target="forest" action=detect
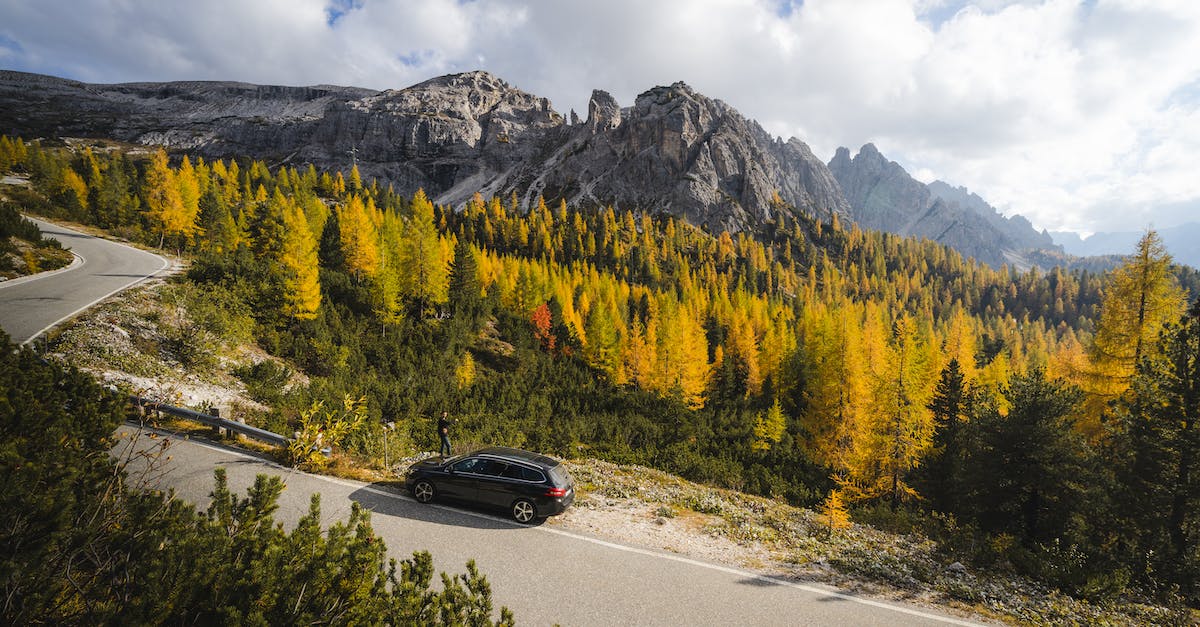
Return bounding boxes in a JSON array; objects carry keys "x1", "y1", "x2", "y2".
[{"x1": 3, "y1": 134, "x2": 1200, "y2": 607}]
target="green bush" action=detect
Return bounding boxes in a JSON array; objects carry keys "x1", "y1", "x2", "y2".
[{"x1": 234, "y1": 359, "x2": 293, "y2": 405}]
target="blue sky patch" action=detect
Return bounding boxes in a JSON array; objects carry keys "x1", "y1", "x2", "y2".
[
  {"x1": 0, "y1": 33, "x2": 25, "y2": 54},
  {"x1": 774, "y1": 0, "x2": 801, "y2": 18},
  {"x1": 398, "y1": 49, "x2": 434, "y2": 68},
  {"x1": 326, "y1": 0, "x2": 364, "y2": 27}
]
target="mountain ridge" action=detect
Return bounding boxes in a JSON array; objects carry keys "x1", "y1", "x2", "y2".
[
  {"x1": 0, "y1": 68, "x2": 848, "y2": 233},
  {"x1": 828, "y1": 143, "x2": 1060, "y2": 268}
]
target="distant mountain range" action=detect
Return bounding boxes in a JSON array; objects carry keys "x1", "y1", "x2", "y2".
[
  {"x1": 1052, "y1": 224, "x2": 1200, "y2": 270},
  {"x1": 827, "y1": 144, "x2": 1058, "y2": 269},
  {"x1": 0, "y1": 68, "x2": 1076, "y2": 269}
]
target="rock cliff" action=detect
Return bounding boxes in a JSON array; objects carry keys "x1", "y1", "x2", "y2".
[{"x1": 0, "y1": 69, "x2": 847, "y2": 232}]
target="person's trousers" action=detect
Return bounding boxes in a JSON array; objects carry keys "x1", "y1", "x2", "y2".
[{"x1": 440, "y1": 434, "x2": 451, "y2": 456}]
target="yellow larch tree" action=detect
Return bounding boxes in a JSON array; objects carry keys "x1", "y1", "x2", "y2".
[
  {"x1": 143, "y1": 149, "x2": 189, "y2": 249},
  {"x1": 277, "y1": 194, "x2": 321, "y2": 320},
  {"x1": 401, "y1": 189, "x2": 448, "y2": 314},
  {"x1": 338, "y1": 194, "x2": 380, "y2": 281},
  {"x1": 1084, "y1": 229, "x2": 1185, "y2": 430}
]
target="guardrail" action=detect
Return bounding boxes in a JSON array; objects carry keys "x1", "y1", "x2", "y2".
[{"x1": 130, "y1": 395, "x2": 290, "y2": 448}]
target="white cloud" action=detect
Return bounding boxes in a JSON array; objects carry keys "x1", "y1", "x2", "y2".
[{"x1": 2, "y1": 0, "x2": 1198, "y2": 234}]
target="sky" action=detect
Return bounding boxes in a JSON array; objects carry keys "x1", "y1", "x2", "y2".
[{"x1": 2, "y1": 0, "x2": 1198, "y2": 236}]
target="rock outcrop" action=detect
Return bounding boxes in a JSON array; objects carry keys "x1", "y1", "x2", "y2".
[
  {"x1": 500, "y1": 82, "x2": 849, "y2": 232},
  {"x1": 829, "y1": 144, "x2": 1060, "y2": 268},
  {"x1": 0, "y1": 69, "x2": 848, "y2": 233}
]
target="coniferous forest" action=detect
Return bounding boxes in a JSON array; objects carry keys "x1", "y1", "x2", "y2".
[{"x1": 5, "y1": 135, "x2": 1200, "y2": 608}]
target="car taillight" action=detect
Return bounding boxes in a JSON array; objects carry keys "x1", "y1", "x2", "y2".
[{"x1": 545, "y1": 487, "x2": 568, "y2": 497}]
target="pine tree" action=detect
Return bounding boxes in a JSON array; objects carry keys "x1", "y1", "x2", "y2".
[
  {"x1": 448, "y1": 237, "x2": 482, "y2": 321},
  {"x1": 961, "y1": 368, "x2": 1090, "y2": 546},
  {"x1": 176, "y1": 156, "x2": 202, "y2": 249},
  {"x1": 373, "y1": 209, "x2": 405, "y2": 328},
  {"x1": 1111, "y1": 298, "x2": 1200, "y2": 585},
  {"x1": 915, "y1": 359, "x2": 968, "y2": 514},
  {"x1": 819, "y1": 489, "x2": 852, "y2": 534}
]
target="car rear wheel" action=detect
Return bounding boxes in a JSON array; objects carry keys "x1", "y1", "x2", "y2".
[
  {"x1": 413, "y1": 480, "x2": 436, "y2": 504},
  {"x1": 512, "y1": 498, "x2": 538, "y2": 523}
]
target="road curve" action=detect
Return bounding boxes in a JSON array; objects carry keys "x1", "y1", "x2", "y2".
[
  {"x1": 117, "y1": 428, "x2": 987, "y2": 627},
  {"x1": 0, "y1": 217, "x2": 169, "y2": 345}
]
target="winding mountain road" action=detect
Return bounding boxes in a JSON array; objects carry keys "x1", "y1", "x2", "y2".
[
  {"x1": 0, "y1": 217, "x2": 169, "y2": 345},
  {"x1": 117, "y1": 429, "x2": 985, "y2": 627},
  {"x1": 13, "y1": 218, "x2": 986, "y2": 626}
]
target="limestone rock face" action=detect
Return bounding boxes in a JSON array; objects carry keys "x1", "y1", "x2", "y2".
[
  {"x1": 508, "y1": 82, "x2": 849, "y2": 232},
  {"x1": 830, "y1": 144, "x2": 1060, "y2": 268},
  {"x1": 0, "y1": 69, "x2": 850, "y2": 232}
]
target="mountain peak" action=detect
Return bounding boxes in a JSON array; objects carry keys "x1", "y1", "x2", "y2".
[
  {"x1": 587, "y1": 89, "x2": 621, "y2": 131},
  {"x1": 409, "y1": 70, "x2": 514, "y2": 93},
  {"x1": 830, "y1": 142, "x2": 1057, "y2": 267},
  {"x1": 858, "y1": 142, "x2": 881, "y2": 157}
]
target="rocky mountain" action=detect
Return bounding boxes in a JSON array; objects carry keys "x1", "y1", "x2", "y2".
[
  {"x1": 0, "y1": 69, "x2": 847, "y2": 232},
  {"x1": 926, "y1": 181, "x2": 1056, "y2": 251},
  {"x1": 828, "y1": 143, "x2": 1059, "y2": 268}
]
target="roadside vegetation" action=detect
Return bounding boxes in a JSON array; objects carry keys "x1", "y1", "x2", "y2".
[
  {"x1": 0, "y1": 198, "x2": 72, "y2": 279},
  {"x1": 0, "y1": 334, "x2": 513, "y2": 625},
  {"x1": 5, "y1": 134, "x2": 1200, "y2": 623}
]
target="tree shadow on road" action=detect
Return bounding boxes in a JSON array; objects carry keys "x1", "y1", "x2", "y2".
[{"x1": 350, "y1": 481, "x2": 545, "y2": 531}]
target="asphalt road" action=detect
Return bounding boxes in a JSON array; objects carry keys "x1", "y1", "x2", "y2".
[
  {"x1": 0, "y1": 217, "x2": 168, "y2": 345},
  {"x1": 116, "y1": 428, "x2": 986, "y2": 627}
]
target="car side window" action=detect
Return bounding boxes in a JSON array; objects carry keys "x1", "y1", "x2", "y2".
[
  {"x1": 476, "y1": 459, "x2": 508, "y2": 477},
  {"x1": 450, "y1": 458, "x2": 483, "y2": 474}
]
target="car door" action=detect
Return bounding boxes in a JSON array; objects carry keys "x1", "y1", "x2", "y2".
[
  {"x1": 473, "y1": 459, "x2": 516, "y2": 506},
  {"x1": 440, "y1": 456, "x2": 484, "y2": 501}
]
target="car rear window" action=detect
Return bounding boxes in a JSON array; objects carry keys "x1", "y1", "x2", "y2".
[
  {"x1": 501, "y1": 464, "x2": 543, "y2": 482},
  {"x1": 548, "y1": 464, "x2": 572, "y2": 487}
]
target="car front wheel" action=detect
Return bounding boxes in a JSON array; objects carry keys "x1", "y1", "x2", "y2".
[
  {"x1": 512, "y1": 498, "x2": 538, "y2": 524},
  {"x1": 413, "y1": 480, "x2": 436, "y2": 504}
]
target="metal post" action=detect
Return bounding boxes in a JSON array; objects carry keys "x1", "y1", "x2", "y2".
[
  {"x1": 383, "y1": 421, "x2": 395, "y2": 474},
  {"x1": 210, "y1": 406, "x2": 223, "y2": 439}
]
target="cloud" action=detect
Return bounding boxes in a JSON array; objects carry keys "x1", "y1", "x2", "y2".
[{"x1": 1, "y1": 0, "x2": 1198, "y2": 234}]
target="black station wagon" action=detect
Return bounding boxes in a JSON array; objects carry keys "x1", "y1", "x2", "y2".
[{"x1": 405, "y1": 446, "x2": 575, "y2": 523}]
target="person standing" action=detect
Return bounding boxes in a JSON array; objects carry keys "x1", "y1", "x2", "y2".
[{"x1": 437, "y1": 410, "x2": 455, "y2": 457}]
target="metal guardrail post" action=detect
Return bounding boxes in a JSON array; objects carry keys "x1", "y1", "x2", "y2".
[
  {"x1": 128, "y1": 395, "x2": 289, "y2": 448},
  {"x1": 210, "y1": 406, "x2": 223, "y2": 439}
]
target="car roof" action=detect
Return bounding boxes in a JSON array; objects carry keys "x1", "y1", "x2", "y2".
[{"x1": 471, "y1": 446, "x2": 560, "y2": 468}]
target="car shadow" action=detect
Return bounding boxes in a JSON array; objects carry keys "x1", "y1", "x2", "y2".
[{"x1": 350, "y1": 481, "x2": 545, "y2": 530}]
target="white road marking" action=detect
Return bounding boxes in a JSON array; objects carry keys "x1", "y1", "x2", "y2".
[
  {"x1": 19, "y1": 219, "x2": 170, "y2": 346},
  {"x1": 151, "y1": 430, "x2": 985, "y2": 627}
]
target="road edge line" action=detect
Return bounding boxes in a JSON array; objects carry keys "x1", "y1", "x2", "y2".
[{"x1": 19, "y1": 225, "x2": 170, "y2": 346}]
